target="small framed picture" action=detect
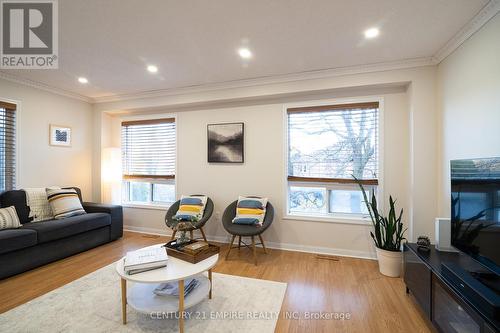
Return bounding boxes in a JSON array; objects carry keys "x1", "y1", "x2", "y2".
[
  {"x1": 207, "y1": 122, "x2": 244, "y2": 163},
  {"x1": 49, "y1": 125, "x2": 71, "y2": 147}
]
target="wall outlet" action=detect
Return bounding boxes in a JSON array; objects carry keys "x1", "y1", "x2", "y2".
[{"x1": 214, "y1": 211, "x2": 220, "y2": 221}]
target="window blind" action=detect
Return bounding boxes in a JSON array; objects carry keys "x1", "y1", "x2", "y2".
[
  {"x1": 287, "y1": 102, "x2": 379, "y2": 185},
  {"x1": 0, "y1": 101, "x2": 16, "y2": 191},
  {"x1": 121, "y1": 118, "x2": 175, "y2": 180}
]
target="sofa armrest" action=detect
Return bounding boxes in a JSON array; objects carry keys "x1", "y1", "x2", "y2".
[{"x1": 83, "y1": 202, "x2": 123, "y2": 240}]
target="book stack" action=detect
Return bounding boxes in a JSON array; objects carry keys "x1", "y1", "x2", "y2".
[
  {"x1": 124, "y1": 247, "x2": 168, "y2": 275},
  {"x1": 153, "y1": 279, "x2": 200, "y2": 297},
  {"x1": 182, "y1": 241, "x2": 209, "y2": 254}
]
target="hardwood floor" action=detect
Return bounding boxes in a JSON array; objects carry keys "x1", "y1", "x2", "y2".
[{"x1": 0, "y1": 231, "x2": 433, "y2": 332}]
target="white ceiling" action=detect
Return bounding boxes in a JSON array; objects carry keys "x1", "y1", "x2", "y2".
[{"x1": 0, "y1": 0, "x2": 492, "y2": 100}]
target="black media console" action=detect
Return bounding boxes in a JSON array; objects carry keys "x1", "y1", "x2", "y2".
[{"x1": 403, "y1": 243, "x2": 500, "y2": 332}]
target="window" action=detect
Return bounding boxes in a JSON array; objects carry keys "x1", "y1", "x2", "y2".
[
  {"x1": 287, "y1": 102, "x2": 379, "y2": 220},
  {"x1": 121, "y1": 118, "x2": 176, "y2": 206},
  {"x1": 0, "y1": 101, "x2": 16, "y2": 192}
]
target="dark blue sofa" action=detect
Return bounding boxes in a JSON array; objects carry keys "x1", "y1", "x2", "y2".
[{"x1": 0, "y1": 187, "x2": 123, "y2": 279}]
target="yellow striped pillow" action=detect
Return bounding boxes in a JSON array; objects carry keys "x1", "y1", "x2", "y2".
[
  {"x1": 232, "y1": 196, "x2": 268, "y2": 226},
  {"x1": 174, "y1": 195, "x2": 208, "y2": 221}
]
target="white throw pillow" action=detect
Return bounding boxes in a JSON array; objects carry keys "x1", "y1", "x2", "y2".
[
  {"x1": 23, "y1": 187, "x2": 59, "y2": 221},
  {"x1": 0, "y1": 206, "x2": 21, "y2": 230}
]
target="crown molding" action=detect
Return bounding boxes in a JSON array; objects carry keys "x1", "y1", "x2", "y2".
[
  {"x1": 433, "y1": 0, "x2": 500, "y2": 63},
  {"x1": 0, "y1": 71, "x2": 92, "y2": 103},
  {"x1": 94, "y1": 57, "x2": 434, "y2": 104},
  {"x1": 0, "y1": 57, "x2": 433, "y2": 106}
]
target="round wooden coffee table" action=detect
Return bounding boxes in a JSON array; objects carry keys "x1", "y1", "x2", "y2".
[{"x1": 115, "y1": 244, "x2": 219, "y2": 333}]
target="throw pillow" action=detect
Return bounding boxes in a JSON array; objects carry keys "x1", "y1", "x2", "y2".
[
  {"x1": 232, "y1": 196, "x2": 268, "y2": 226},
  {"x1": 23, "y1": 187, "x2": 58, "y2": 221},
  {"x1": 46, "y1": 188, "x2": 86, "y2": 219},
  {"x1": 0, "y1": 206, "x2": 21, "y2": 230},
  {"x1": 174, "y1": 195, "x2": 208, "y2": 221},
  {"x1": 0, "y1": 190, "x2": 32, "y2": 224}
]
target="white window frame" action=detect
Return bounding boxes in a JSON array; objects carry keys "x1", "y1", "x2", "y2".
[
  {"x1": 120, "y1": 113, "x2": 177, "y2": 209},
  {"x1": 282, "y1": 96, "x2": 384, "y2": 225},
  {"x1": 122, "y1": 178, "x2": 176, "y2": 208}
]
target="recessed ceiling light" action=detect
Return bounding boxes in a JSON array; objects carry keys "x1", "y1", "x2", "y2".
[
  {"x1": 238, "y1": 48, "x2": 252, "y2": 59},
  {"x1": 147, "y1": 65, "x2": 158, "y2": 73},
  {"x1": 364, "y1": 27, "x2": 379, "y2": 39},
  {"x1": 78, "y1": 77, "x2": 88, "y2": 84}
]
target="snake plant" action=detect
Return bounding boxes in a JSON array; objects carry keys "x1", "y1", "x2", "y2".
[{"x1": 354, "y1": 176, "x2": 407, "y2": 252}]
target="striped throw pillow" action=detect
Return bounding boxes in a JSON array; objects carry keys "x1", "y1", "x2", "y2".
[
  {"x1": 174, "y1": 195, "x2": 208, "y2": 221},
  {"x1": 46, "y1": 188, "x2": 86, "y2": 219},
  {"x1": 232, "y1": 196, "x2": 268, "y2": 226},
  {"x1": 0, "y1": 206, "x2": 21, "y2": 230}
]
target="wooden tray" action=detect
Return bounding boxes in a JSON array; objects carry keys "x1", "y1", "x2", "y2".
[{"x1": 165, "y1": 241, "x2": 220, "y2": 264}]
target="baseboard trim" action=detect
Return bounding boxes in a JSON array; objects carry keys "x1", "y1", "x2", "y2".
[
  {"x1": 124, "y1": 225, "x2": 173, "y2": 237},
  {"x1": 124, "y1": 225, "x2": 376, "y2": 260},
  {"x1": 262, "y1": 240, "x2": 376, "y2": 260}
]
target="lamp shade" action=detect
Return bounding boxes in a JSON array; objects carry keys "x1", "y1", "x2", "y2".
[
  {"x1": 102, "y1": 147, "x2": 121, "y2": 183},
  {"x1": 101, "y1": 147, "x2": 121, "y2": 204}
]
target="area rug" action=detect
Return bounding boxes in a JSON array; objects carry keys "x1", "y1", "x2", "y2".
[{"x1": 0, "y1": 264, "x2": 287, "y2": 333}]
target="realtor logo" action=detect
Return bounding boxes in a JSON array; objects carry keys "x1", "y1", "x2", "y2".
[{"x1": 1, "y1": 0, "x2": 58, "y2": 68}]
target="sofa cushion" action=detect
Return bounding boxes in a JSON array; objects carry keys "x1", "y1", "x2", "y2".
[
  {"x1": 24, "y1": 187, "x2": 59, "y2": 222},
  {"x1": 63, "y1": 187, "x2": 83, "y2": 203},
  {"x1": 174, "y1": 195, "x2": 208, "y2": 221},
  {"x1": 232, "y1": 196, "x2": 268, "y2": 226},
  {"x1": 46, "y1": 188, "x2": 86, "y2": 219},
  {"x1": 0, "y1": 190, "x2": 31, "y2": 224},
  {"x1": 22, "y1": 213, "x2": 111, "y2": 243},
  {"x1": 0, "y1": 229, "x2": 37, "y2": 254},
  {"x1": 0, "y1": 206, "x2": 22, "y2": 230}
]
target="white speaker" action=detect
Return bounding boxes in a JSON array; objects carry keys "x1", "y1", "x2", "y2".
[{"x1": 435, "y1": 218, "x2": 457, "y2": 252}]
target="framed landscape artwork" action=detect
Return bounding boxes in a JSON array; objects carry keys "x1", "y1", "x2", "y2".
[
  {"x1": 207, "y1": 122, "x2": 244, "y2": 163},
  {"x1": 49, "y1": 125, "x2": 72, "y2": 147}
]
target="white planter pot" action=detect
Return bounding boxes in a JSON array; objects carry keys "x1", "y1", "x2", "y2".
[{"x1": 375, "y1": 248, "x2": 403, "y2": 277}]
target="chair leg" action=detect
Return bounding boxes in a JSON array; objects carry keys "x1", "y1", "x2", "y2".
[
  {"x1": 171, "y1": 230, "x2": 177, "y2": 240},
  {"x1": 190, "y1": 230, "x2": 194, "y2": 240},
  {"x1": 238, "y1": 236, "x2": 241, "y2": 249},
  {"x1": 226, "y1": 235, "x2": 236, "y2": 260},
  {"x1": 251, "y1": 236, "x2": 257, "y2": 266},
  {"x1": 258, "y1": 234, "x2": 268, "y2": 254},
  {"x1": 199, "y1": 227, "x2": 208, "y2": 242}
]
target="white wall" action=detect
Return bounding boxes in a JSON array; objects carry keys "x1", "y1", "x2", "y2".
[
  {"x1": 113, "y1": 92, "x2": 409, "y2": 258},
  {"x1": 96, "y1": 65, "x2": 439, "y2": 258},
  {"x1": 437, "y1": 12, "x2": 500, "y2": 216},
  {"x1": 0, "y1": 79, "x2": 94, "y2": 200}
]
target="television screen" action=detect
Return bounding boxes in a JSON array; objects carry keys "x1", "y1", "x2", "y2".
[{"x1": 451, "y1": 157, "x2": 500, "y2": 274}]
